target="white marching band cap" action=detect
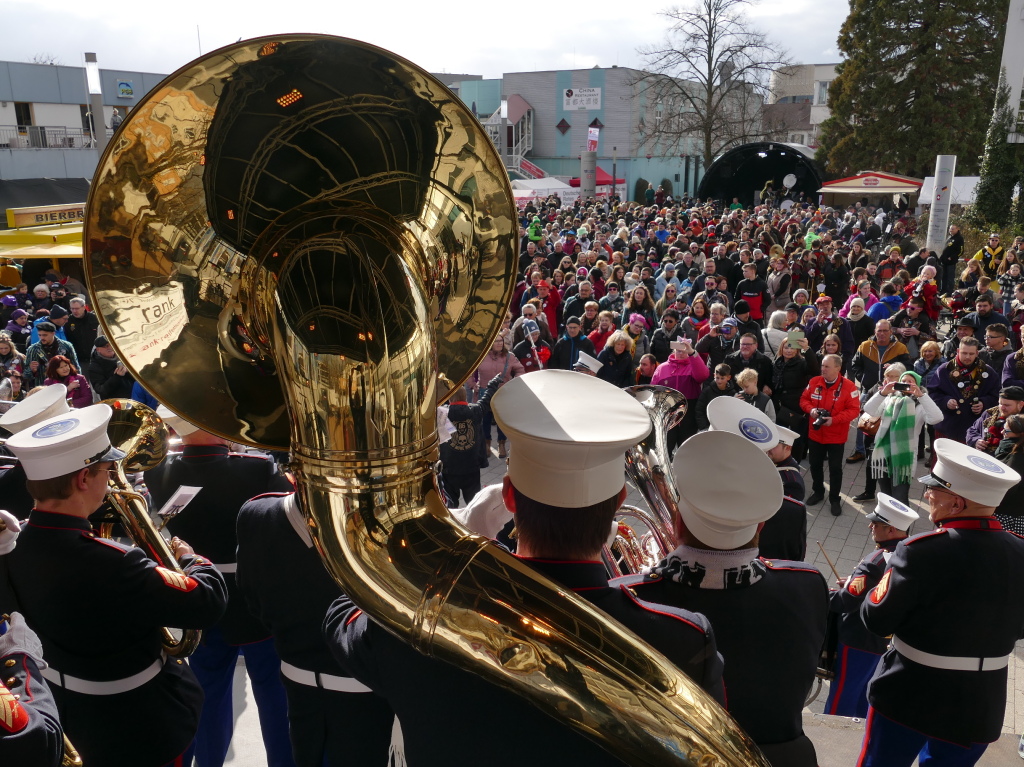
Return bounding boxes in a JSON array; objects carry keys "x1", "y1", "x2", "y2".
[
  {"x1": 491, "y1": 370, "x2": 651, "y2": 508},
  {"x1": 707, "y1": 397, "x2": 799, "y2": 449},
  {"x1": 918, "y1": 438, "x2": 1020, "y2": 508},
  {"x1": 156, "y1": 404, "x2": 200, "y2": 437},
  {"x1": 0, "y1": 384, "x2": 70, "y2": 434},
  {"x1": 6, "y1": 403, "x2": 126, "y2": 481},
  {"x1": 672, "y1": 431, "x2": 783, "y2": 550},
  {"x1": 574, "y1": 351, "x2": 603, "y2": 373},
  {"x1": 863, "y1": 493, "x2": 919, "y2": 531}
]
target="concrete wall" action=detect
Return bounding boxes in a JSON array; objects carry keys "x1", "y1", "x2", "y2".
[
  {"x1": 0, "y1": 60, "x2": 167, "y2": 111},
  {"x1": 0, "y1": 148, "x2": 99, "y2": 180}
]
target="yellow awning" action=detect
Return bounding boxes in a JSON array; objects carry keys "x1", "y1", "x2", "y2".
[{"x1": 0, "y1": 242, "x2": 83, "y2": 259}]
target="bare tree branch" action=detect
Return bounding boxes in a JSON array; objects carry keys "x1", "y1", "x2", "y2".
[{"x1": 633, "y1": 0, "x2": 791, "y2": 166}]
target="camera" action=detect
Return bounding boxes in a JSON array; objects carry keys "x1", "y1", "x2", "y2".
[
  {"x1": 893, "y1": 382, "x2": 911, "y2": 393},
  {"x1": 811, "y1": 408, "x2": 829, "y2": 430}
]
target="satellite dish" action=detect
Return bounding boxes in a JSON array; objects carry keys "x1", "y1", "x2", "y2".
[{"x1": 783, "y1": 173, "x2": 797, "y2": 190}]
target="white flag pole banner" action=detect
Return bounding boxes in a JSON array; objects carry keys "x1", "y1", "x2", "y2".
[
  {"x1": 587, "y1": 127, "x2": 600, "y2": 152},
  {"x1": 925, "y1": 155, "x2": 957, "y2": 254}
]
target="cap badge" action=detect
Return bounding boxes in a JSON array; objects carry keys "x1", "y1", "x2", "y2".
[
  {"x1": 967, "y1": 454, "x2": 1005, "y2": 474},
  {"x1": 31, "y1": 418, "x2": 79, "y2": 439},
  {"x1": 738, "y1": 417, "x2": 772, "y2": 444}
]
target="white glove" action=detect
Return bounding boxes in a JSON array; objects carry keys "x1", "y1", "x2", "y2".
[
  {"x1": 0, "y1": 612, "x2": 45, "y2": 662},
  {"x1": 0, "y1": 509, "x2": 21, "y2": 555},
  {"x1": 451, "y1": 484, "x2": 511, "y2": 538}
]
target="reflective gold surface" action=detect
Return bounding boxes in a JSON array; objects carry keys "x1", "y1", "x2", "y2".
[{"x1": 84, "y1": 35, "x2": 766, "y2": 765}]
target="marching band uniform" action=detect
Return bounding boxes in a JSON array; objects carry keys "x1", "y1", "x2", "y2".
[
  {"x1": 0, "y1": 385, "x2": 72, "y2": 519},
  {"x1": 615, "y1": 430, "x2": 827, "y2": 766},
  {"x1": 2, "y1": 403, "x2": 228, "y2": 767},
  {"x1": 858, "y1": 439, "x2": 1024, "y2": 766},
  {"x1": 824, "y1": 494, "x2": 918, "y2": 717},
  {"x1": 236, "y1": 492, "x2": 394, "y2": 767},
  {"x1": 705, "y1": 397, "x2": 808, "y2": 561},
  {"x1": 325, "y1": 371, "x2": 726, "y2": 767},
  {"x1": 145, "y1": 406, "x2": 295, "y2": 767}
]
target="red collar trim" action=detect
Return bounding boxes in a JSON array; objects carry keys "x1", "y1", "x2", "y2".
[
  {"x1": 449, "y1": 401, "x2": 468, "y2": 406},
  {"x1": 940, "y1": 517, "x2": 1003, "y2": 531}
]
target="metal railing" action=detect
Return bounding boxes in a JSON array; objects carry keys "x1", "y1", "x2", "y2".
[{"x1": 0, "y1": 125, "x2": 112, "y2": 149}]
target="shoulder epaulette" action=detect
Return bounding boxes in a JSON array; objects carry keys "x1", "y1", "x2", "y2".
[
  {"x1": 759, "y1": 557, "x2": 822, "y2": 574},
  {"x1": 904, "y1": 528, "x2": 948, "y2": 545}
]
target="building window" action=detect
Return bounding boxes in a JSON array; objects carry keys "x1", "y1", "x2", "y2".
[
  {"x1": 816, "y1": 81, "x2": 831, "y2": 105},
  {"x1": 80, "y1": 105, "x2": 92, "y2": 132},
  {"x1": 14, "y1": 103, "x2": 31, "y2": 128}
]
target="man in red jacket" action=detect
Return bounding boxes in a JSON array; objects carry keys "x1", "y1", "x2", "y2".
[{"x1": 801, "y1": 353, "x2": 861, "y2": 516}]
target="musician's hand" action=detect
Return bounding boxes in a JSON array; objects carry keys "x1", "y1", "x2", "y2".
[
  {"x1": 169, "y1": 537, "x2": 195, "y2": 559},
  {"x1": 0, "y1": 612, "x2": 44, "y2": 662},
  {"x1": 0, "y1": 509, "x2": 21, "y2": 555}
]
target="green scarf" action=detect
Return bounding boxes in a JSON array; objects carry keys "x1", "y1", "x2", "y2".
[{"x1": 871, "y1": 394, "x2": 917, "y2": 485}]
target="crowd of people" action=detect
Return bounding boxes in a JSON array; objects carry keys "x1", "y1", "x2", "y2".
[{"x1": 3, "y1": 191, "x2": 1024, "y2": 767}]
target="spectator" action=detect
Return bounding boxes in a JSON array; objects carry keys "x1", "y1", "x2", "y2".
[
  {"x1": 679, "y1": 299, "x2": 710, "y2": 343},
  {"x1": 861, "y1": 370, "x2": 942, "y2": 504},
  {"x1": 765, "y1": 256, "x2": 793, "y2": 313},
  {"x1": 848, "y1": 320, "x2": 912, "y2": 463},
  {"x1": 4, "y1": 309, "x2": 32, "y2": 353},
  {"x1": 634, "y1": 354, "x2": 658, "y2": 385},
  {"x1": 964, "y1": 385, "x2": 1024, "y2": 456},
  {"x1": 844, "y1": 298, "x2": 877, "y2": 348},
  {"x1": 734, "y1": 367, "x2": 776, "y2": 421},
  {"x1": 86, "y1": 335, "x2": 135, "y2": 400},
  {"x1": 511, "y1": 303, "x2": 553, "y2": 347},
  {"x1": 981, "y1": 323, "x2": 1013, "y2": 374},
  {"x1": 971, "y1": 231, "x2": 1004, "y2": 277},
  {"x1": 651, "y1": 309, "x2": 685, "y2": 362},
  {"x1": 596, "y1": 330, "x2": 635, "y2": 388},
  {"x1": 598, "y1": 282, "x2": 624, "y2": 324},
  {"x1": 762, "y1": 310, "x2": 789, "y2": 360},
  {"x1": 724, "y1": 333, "x2": 773, "y2": 392},
  {"x1": 962, "y1": 295, "x2": 1010, "y2": 336},
  {"x1": 929, "y1": 337, "x2": 1000, "y2": 443},
  {"x1": 650, "y1": 339, "x2": 708, "y2": 451},
  {"x1": 0, "y1": 335, "x2": 25, "y2": 377},
  {"x1": 806, "y1": 296, "x2": 855, "y2": 366},
  {"x1": 801, "y1": 353, "x2": 861, "y2": 516},
  {"x1": 42, "y1": 355, "x2": 92, "y2": 408},
  {"x1": 888, "y1": 297, "x2": 935, "y2": 360},
  {"x1": 734, "y1": 263, "x2": 770, "y2": 325},
  {"x1": 866, "y1": 282, "x2": 904, "y2": 321},
  {"x1": 587, "y1": 311, "x2": 617, "y2": 353},
  {"x1": 473, "y1": 334, "x2": 524, "y2": 460},
  {"x1": 512, "y1": 320, "x2": 550, "y2": 374},
  {"x1": 623, "y1": 314, "x2": 651, "y2": 368},
  {"x1": 64, "y1": 297, "x2": 99, "y2": 365},
  {"x1": 561, "y1": 280, "x2": 594, "y2": 322},
  {"x1": 840, "y1": 280, "x2": 880, "y2": 317},
  {"x1": 941, "y1": 314, "x2": 979, "y2": 359},
  {"x1": 654, "y1": 263, "x2": 680, "y2": 301},
  {"x1": 29, "y1": 305, "x2": 69, "y2": 345},
  {"x1": 696, "y1": 363, "x2": 738, "y2": 431},
  {"x1": 994, "y1": 413, "x2": 1024, "y2": 533},
  {"x1": 24, "y1": 321, "x2": 79, "y2": 390},
  {"x1": 732, "y1": 300, "x2": 766, "y2": 352},
  {"x1": 997, "y1": 262, "x2": 1024, "y2": 315},
  {"x1": 439, "y1": 376, "x2": 501, "y2": 506},
  {"x1": 939, "y1": 223, "x2": 964, "y2": 294},
  {"x1": 550, "y1": 316, "x2": 597, "y2": 372}
]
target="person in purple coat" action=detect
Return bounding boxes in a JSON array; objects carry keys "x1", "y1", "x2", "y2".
[{"x1": 928, "y1": 337, "x2": 999, "y2": 443}]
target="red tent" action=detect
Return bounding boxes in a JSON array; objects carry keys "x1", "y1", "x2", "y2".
[{"x1": 568, "y1": 167, "x2": 626, "y2": 187}]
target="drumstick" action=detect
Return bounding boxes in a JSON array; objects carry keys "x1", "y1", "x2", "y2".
[{"x1": 816, "y1": 540, "x2": 841, "y2": 581}]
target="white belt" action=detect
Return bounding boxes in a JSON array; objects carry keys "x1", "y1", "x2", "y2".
[
  {"x1": 41, "y1": 655, "x2": 165, "y2": 696},
  {"x1": 213, "y1": 563, "x2": 237, "y2": 573},
  {"x1": 279, "y1": 660, "x2": 371, "y2": 693},
  {"x1": 891, "y1": 637, "x2": 1011, "y2": 672}
]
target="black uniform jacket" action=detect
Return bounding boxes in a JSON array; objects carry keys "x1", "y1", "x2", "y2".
[
  {"x1": 0, "y1": 650, "x2": 63, "y2": 767},
  {"x1": 759, "y1": 458, "x2": 807, "y2": 562},
  {"x1": 236, "y1": 492, "x2": 367, "y2": 676},
  {"x1": 862, "y1": 517, "x2": 1024, "y2": 745},
  {"x1": 325, "y1": 558, "x2": 725, "y2": 767},
  {"x1": 2, "y1": 509, "x2": 227, "y2": 767},
  {"x1": 616, "y1": 557, "x2": 827, "y2": 753},
  {"x1": 829, "y1": 539, "x2": 899, "y2": 655},
  {"x1": 147, "y1": 445, "x2": 293, "y2": 644}
]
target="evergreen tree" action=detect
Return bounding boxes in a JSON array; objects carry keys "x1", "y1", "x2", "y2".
[
  {"x1": 974, "y1": 69, "x2": 1019, "y2": 227},
  {"x1": 817, "y1": 0, "x2": 1009, "y2": 178}
]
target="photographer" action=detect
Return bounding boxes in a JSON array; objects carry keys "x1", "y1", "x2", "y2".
[
  {"x1": 861, "y1": 370, "x2": 942, "y2": 504},
  {"x1": 651, "y1": 338, "x2": 709, "y2": 451},
  {"x1": 695, "y1": 312, "x2": 739, "y2": 370},
  {"x1": 800, "y1": 354, "x2": 861, "y2": 516},
  {"x1": 86, "y1": 335, "x2": 135, "y2": 400}
]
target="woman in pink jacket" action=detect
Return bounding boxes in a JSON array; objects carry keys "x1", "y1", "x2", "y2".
[
  {"x1": 471, "y1": 332, "x2": 524, "y2": 458},
  {"x1": 650, "y1": 338, "x2": 709, "y2": 453}
]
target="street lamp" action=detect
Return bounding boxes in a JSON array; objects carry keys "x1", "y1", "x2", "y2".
[{"x1": 612, "y1": 146, "x2": 617, "y2": 203}]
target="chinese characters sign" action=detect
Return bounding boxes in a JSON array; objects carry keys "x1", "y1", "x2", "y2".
[{"x1": 563, "y1": 88, "x2": 601, "y2": 111}]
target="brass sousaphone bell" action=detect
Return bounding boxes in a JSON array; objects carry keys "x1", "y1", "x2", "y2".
[{"x1": 84, "y1": 35, "x2": 766, "y2": 765}]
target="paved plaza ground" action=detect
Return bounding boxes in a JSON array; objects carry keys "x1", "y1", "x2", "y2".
[{"x1": 220, "y1": 426, "x2": 1024, "y2": 765}]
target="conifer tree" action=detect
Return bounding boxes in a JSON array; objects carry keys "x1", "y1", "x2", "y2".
[
  {"x1": 974, "y1": 69, "x2": 1019, "y2": 227},
  {"x1": 817, "y1": 0, "x2": 1009, "y2": 178}
]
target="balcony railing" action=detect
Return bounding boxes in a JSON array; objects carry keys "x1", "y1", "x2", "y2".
[{"x1": 0, "y1": 125, "x2": 113, "y2": 149}]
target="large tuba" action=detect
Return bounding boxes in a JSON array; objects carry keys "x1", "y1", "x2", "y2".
[
  {"x1": 83, "y1": 35, "x2": 766, "y2": 766},
  {"x1": 99, "y1": 399, "x2": 201, "y2": 657}
]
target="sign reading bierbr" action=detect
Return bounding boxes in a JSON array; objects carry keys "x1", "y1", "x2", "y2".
[
  {"x1": 563, "y1": 88, "x2": 601, "y2": 110},
  {"x1": 6, "y1": 204, "x2": 86, "y2": 229}
]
